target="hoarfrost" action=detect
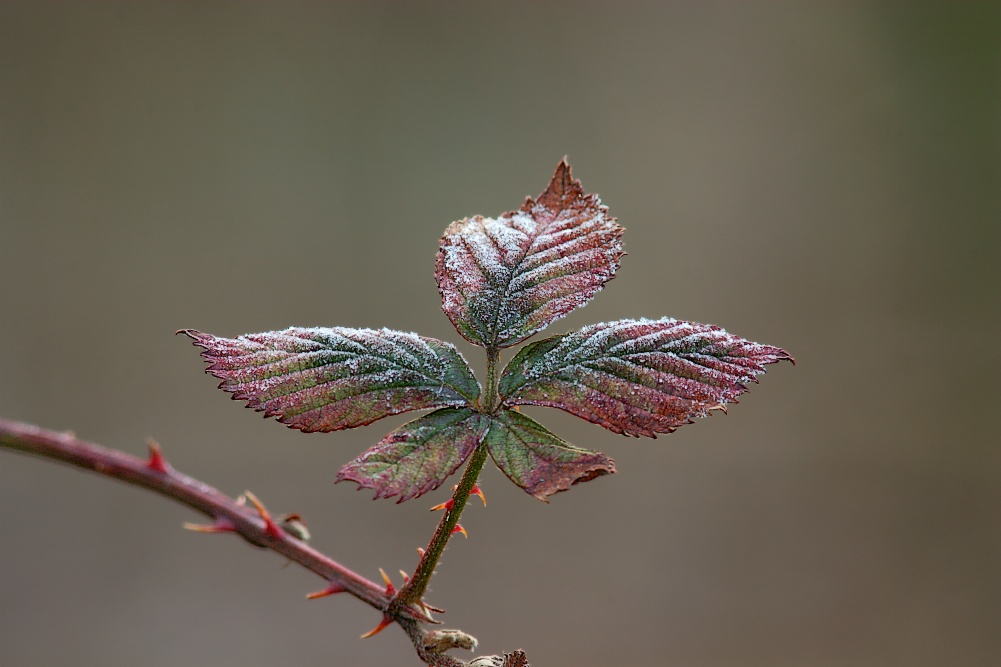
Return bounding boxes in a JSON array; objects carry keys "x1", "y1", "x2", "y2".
[
  {"x1": 184, "y1": 327, "x2": 481, "y2": 433},
  {"x1": 435, "y1": 160, "x2": 624, "y2": 348},
  {"x1": 498, "y1": 318, "x2": 792, "y2": 437}
]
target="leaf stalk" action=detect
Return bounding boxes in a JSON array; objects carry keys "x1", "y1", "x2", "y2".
[
  {"x1": 393, "y1": 345, "x2": 501, "y2": 609},
  {"x1": 393, "y1": 441, "x2": 489, "y2": 608},
  {"x1": 484, "y1": 346, "x2": 501, "y2": 414}
]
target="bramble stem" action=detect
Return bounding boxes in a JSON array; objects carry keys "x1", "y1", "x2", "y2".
[
  {"x1": 1, "y1": 417, "x2": 530, "y2": 666},
  {"x1": 0, "y1": 423, "x2": 434, "y2": 629},
  {"x1": 394, "y1": 346, "x2": 501, "y2": 609}
]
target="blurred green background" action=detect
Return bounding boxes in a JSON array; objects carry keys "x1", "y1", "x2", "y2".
[{"x1": 1, "y1": 3, "x2": 999, "y2": 666}]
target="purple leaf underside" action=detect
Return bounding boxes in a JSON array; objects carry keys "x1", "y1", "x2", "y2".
[
  {"x1": 183, "y1": 327, "x2": 480, "y2": 433},
  {"x1": 435, "y1": 159, "x2": 624, "y2": 348},
  {"x1": 499, "y1": 318, "x2": 793, "y2": 437},
  {"x1": 336, "y1": 408, "x2": 489, "y2": 502},
  {"x1": 485, "y1": 409, "x2": 615, "y2": 502}
]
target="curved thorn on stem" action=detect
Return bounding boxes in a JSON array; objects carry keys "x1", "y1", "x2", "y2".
[
  {"x1": 305, "y1": 582, "x2": 346, "y2": 600},
  {"x1": 182, "y1": 517, "x2": 236, "y2": 533},
  {"x1": 360, "y1": 614, "x2": 393, "y2": 639},
  {"x1": 243, "y1": 490, "x2": 284, "y2": 540}
]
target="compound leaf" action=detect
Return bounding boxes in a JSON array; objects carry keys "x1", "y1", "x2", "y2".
[
  {"x1": 499, "y1": 318, "x2": 793, "y2": 437},
  {"x1": 436, "y1": 159, "x2": 624, "y2": 348},
  {"x1": 182, "y1": 327, "x2": 480, "y2": 432},
  {"x1": 336, "y1": 408, "x2": 489, "y2": 502},
  {"x1": 485, "y1": 409, "x2": 615, "y2": 502}
]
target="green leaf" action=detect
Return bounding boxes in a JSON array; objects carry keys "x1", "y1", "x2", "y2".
[
  {"x1": 499, "y1": 318, "x2": 792, "y2": 437},
  {"x1": 182, "y1": 327, "x2": 480, "y2": 432},
  {"x1": 336, "y1": 408, "x2": 489, "y2": 502},
  {"x1": 485, "y1": 410, "x2": 615, "y2": 502},
  {"x1": 435, "y1": 159, "x2": 624, "y2": 348}
]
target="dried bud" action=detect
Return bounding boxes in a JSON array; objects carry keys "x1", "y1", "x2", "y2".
[
  {"x1": 468, "y1": 657, "x2": 503, "y2": 667},
  {"x1": 423, "y1": 629, "x2": 478, "y2": 654},
  {"x1": 278, "y1": 513, "x2": 310, "y2": 541},
  {"x1": 470, "y1": 651, "x2": 529, "y2": 667}
]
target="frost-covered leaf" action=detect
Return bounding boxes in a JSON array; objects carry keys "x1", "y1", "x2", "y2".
[
  {"x1": 336, "y1": 408, "x2": 489, "y2": 502},
  {"x1": 485, "y1": 410, "x2": 615, "y2": 502},
  {"x1": 499, "y1": 318, "x2": 793, "y2": 437},
  {"x1": 183, "y1": 327, "x2": 480, "y2": 432},
  {"x1": 435, "y1": 159, "x2": 624, "y2": 348}
]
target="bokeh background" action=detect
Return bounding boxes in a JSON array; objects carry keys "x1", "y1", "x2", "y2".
[{"x1": 1, "y1": 3, "x2": 999, "y2": 666}]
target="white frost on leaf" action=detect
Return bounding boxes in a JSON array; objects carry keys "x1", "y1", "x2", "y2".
[{"x1": 436, "y1": 160, "x2": 624, "y2": 348}]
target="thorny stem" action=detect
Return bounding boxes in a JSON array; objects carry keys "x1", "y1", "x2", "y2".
[
  {"x1": 395, "y1": 346, "x2": 501, "y2": 609},
  {"x1": 0, "y1": 418, "x2": 483, "y2": 665}
]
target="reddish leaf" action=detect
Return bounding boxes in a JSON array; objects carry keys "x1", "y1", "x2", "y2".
[
  {"x1": 182, "y1": 327, "x2": 479, "y2": 432},
  {"x1": 435, "y1": 159, "x2": 624, "y2": 348},
  {"x1": 485, "y1": 409, "x2": 615, "y2": 502},
  {"x1": 336, "y1": 408, "x2": 489, "y2": 502},
  {"x1": 499, "y1": 318, "x2": 792, "y2": 437}
]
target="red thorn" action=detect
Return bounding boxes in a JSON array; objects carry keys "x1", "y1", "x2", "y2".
[
  {"x1": 306, "y1": 582, "x2": 346, "y2": 600},
  {"x1": 430, "y1": 498, "x2": 454, "y2": 512},
  {"x1": 471, "y1": 484, "x2": 486, "y2": 507},
  {"x1": 379, "y1": 568, "x2": 396, "y2": 596},
  {"x1": 416, "y1": 547, "x2": 425, "y2": 557},
  {"x1": 243, "y1": 491, "x2": 284, "y2": 540},
  {"x1": 399, "y1": 570, "x2": 410, "y2": 583},
  {"x1": 145, "y1": 438, "x2": 171, "y2": 474},
  {"x1": 451, "y1": 524, "x2": 468, "y2": 538},
  {"x1": 360, "y1": 614, "x2": 393, "y2": 639},
  {"x1": 183, "y1": 516, "x2": 236, "y2": 533}
]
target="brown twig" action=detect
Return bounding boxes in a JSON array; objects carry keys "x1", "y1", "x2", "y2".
[{"x1": 0, "y1": 418, "x2": 525, "y2": 666}]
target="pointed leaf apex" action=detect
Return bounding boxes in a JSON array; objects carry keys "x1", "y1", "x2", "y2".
[{"x1": 526, "y1": 158, "x2": 577, "y2": 213}]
